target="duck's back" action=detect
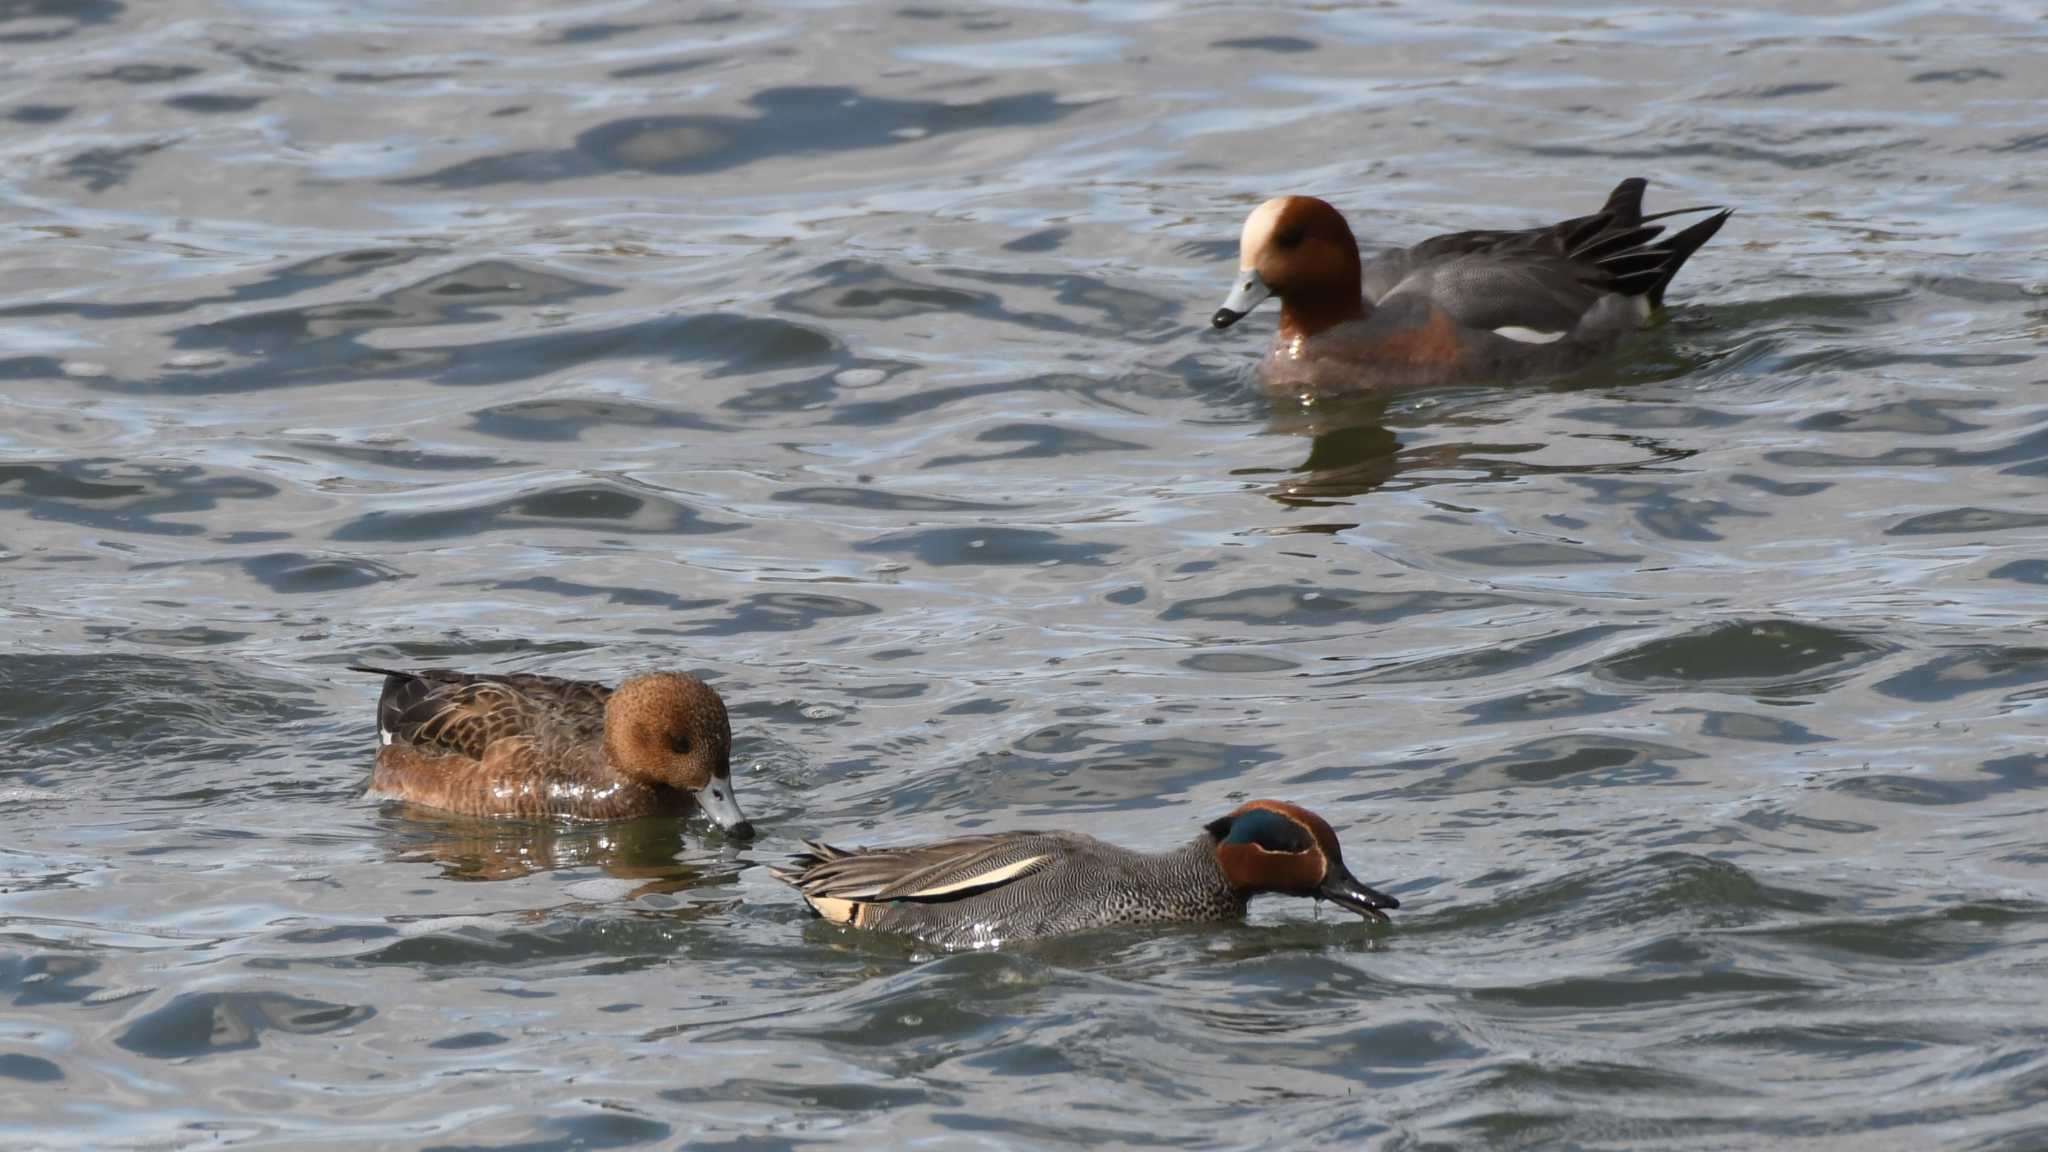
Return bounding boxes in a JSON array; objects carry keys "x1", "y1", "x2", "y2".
[
  {"x1": 367, "y1": 668, "x2": 609, "y2": 753},
  {"x1": 353, "y1": 666, "x2": 673, "y2": 821},
  {"x1": 1360, "y1": 178, "x2": 1648, "y2": 298}
]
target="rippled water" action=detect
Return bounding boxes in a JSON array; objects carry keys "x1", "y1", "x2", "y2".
[{"x1": 3, "y1": 1, "x2": 2046, "y2": 1148}]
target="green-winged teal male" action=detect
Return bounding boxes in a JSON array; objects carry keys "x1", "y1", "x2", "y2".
[
  {"x1": 349, "y1": 665, "x2": 753, "y2": 837},
  {"x1": 1211, "y1": 176, "x2": 1732, "y2": 394},
  {"x1": 771, "y1": 799, "x2": 1396, "y2": 949}
]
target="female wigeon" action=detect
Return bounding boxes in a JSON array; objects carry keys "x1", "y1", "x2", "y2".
[
  {"x1": 350, "y1": 665, "x2": 753, "y2": 837},
  {"x1": 772, "y1": 800, "x2": 1398, "y2": 950},
  {"x1": 1212, "y1": 177, "x2": 1731, "y2": 393}
]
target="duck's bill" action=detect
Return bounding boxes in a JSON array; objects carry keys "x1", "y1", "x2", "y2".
[
  {"x1": 1319, "y1": 869, "x2": 1400, "y2": 923},
  {"x1": 1212, "y1": 269, "x2": 1271, "y2": 329},
  {"x1": 690, "y1": 776, "x2": 755, "y2": 840}
]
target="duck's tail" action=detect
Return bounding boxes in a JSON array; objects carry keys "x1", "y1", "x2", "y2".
[
  {"x1": 346, "y1": 664, "x2": 428, "y2": 745},
  {"x1": 1578, "y1": 178, "x2": 1731, "y2": 308},
  {"x1": 1639, "y1": 207, "x2": 1734, "y2": 308},
  {"x1": 1597, "y1": 177, "x2": 1648, "y2": 226}
]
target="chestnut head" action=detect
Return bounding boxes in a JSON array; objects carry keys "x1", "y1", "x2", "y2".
[
  {"x1": 1213, "y1": 197, "x2": 1364, "y2": 333},
  {"x1": 602, "y1": 672, "x2": 752, "y2": 838},
  {"x1": 1205, "y1": 799, "x2": 1397, "y2": 921}
]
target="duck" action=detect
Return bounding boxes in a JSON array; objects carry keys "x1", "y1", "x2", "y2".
[
  {"x1": 348, "y1": 664, "x2": 754, "y2": 837},
  {"x1": 1211, "y1": 177, "x2": 1732, "y2": 393},
  {"x1": 770, "y1": 799, "x2": 1397, "y2": 949}
]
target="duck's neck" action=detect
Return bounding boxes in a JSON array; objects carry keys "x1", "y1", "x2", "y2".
[
  {"x1": 1170, "y1": 835, "x2": 1251, "y2": 909},
  {"x1": 1276, "y1": 283, "x2": 1369, "y2": 351}
]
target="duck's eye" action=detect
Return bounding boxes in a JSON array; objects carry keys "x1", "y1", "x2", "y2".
[
  {"x1": 670, "y1": 733, "x2": 692, "y2": 755},
  {"x1": 1275, "y1": 226, "x2": 1307, "y2": 249}
]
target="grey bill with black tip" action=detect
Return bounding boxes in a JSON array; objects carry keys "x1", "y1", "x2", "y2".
[
  {"x1": 691, "y1": 776, "x2": 754, "y2": 839},
  {"x1": 1212, "y1": 268, "x2": 1271, "y2": 329}
]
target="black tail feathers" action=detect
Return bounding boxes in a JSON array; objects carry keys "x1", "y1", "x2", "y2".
[
  {"x1": 1599, "y1": 177, "x2": 1649, "y2": 226},
  {"x1": 1644, "y1": 208, "x2": 1733, "y2": 308}
]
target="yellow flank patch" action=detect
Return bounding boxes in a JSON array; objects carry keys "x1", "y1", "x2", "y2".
[
  {"x1": 807, "y1": 895, "x2": 862, "y2": 925},
  {"x1": 904, "y1": 854, "x2": 1048, "y2": 899}
]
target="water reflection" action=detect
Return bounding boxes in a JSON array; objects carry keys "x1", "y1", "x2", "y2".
[
  {"x1": 379, "y1": 809, "x2": 715, "y2": 893},
  {"x1": 1252, "y1": 389, "x2": 1709, "y2": 506},
  {"x1": 1266, "y1": 409, "x2": 1405, "y2": 504}
]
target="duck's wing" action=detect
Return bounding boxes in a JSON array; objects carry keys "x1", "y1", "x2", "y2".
[
  {"x1": 1380, "y1": 251, "x2": 1620, "y2": 334},
  {"x1": 1379, "y1": 206, "x2": 1732, "y2": 334},
  {"x1": 1361, "y1": 178, "x2": 1636, "y2": 301},
  {"x1": 771, "y1": 832, "x2": 1071, "y2": 906},
  {"x1": 1362, "y1": 177, "x2": 1658, "y2": 293},
  {"x1": 481, "y1": 672, "x2": 610, "y2": 737},
  {"x1": 347, "y1": 666, "x2": 604, "y2": 759},
  {"x1": 1366, "y1": 178, "x2": 1730, "y2": 330}
]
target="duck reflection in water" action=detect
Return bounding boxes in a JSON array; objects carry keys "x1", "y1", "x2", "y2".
[
  {"x1": 1250, "y1": 392, "x2": 1524, "y2": 505},
  {"x1": 379, "y1": 809, "x2": 728, "y2": 901},
  {"x1": 1252, "y1": 377, "x2": 1705, "y2": 507}
]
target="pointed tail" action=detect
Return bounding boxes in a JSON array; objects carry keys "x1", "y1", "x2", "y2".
[
  {"x1": 346, "y1": 664, "x2": 425, "y2": 744},
  {"x1": 1644, "y1": 208, "x2": 1733, "y2": 308},
  {"x1": 1598, "y1": 177, "x2": 1648, "y2": 227}
]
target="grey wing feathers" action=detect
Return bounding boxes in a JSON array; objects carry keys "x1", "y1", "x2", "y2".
[
  {"x1": 1367, "y1": 177, "x2": 1731, "y2": 328},
  {"x1": 1382, "y1": 253, "x2": 1611, "y2": 334},
  {"x1": 772, "y1": 833, "x2": 1066, "y2": 904},
  {"x1": 348, "y1": 666, "x2": 609, "y2": 759}
]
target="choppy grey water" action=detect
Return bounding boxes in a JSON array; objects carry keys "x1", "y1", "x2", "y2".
[{"x1": 2, "y1": 1, "x2": 2046, "y2": 1148}]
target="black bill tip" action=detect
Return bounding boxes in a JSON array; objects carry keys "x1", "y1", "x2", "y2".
[
  {"x1": 1212, "y1": 307, "x2": 1244, "y2": 330},
  {"x1": 1319, "y1": 871, "x2": 1399, "y2": 923}
]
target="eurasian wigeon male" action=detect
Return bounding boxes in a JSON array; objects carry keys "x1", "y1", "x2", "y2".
[
  {"x1": 350, "y1": 664, "x2": 754, "y2": 837},
  {"x1": 1212, "y1": 177, "x2": 1731, "y2": 393}
]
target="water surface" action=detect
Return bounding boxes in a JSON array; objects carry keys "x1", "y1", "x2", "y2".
[{"x1": 3, "y1": 1, "x2": 2047, "y2": 1148}]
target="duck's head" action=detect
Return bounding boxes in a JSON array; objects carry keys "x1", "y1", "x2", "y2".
[
  {"x1": 1212, "y1": 196, "x2": 1364, "y2": 339},
  {"x1": 603, "y1": 672, "x2": 753, "y2": 839},
  {"x1": 1205, "y1": 800, "x2": 1397, "y2": 921}
]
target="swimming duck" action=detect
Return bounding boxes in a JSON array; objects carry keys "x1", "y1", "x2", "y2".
[
  {"x1": 1212, "y1": 177, "x2": 1731, "y2": 393},
  {"x1": 349, "y1": 665, "x2": 753, "y2": 837},
  {"x1": 771, "y1": 799, "x2": 1396, "y2": 949}
]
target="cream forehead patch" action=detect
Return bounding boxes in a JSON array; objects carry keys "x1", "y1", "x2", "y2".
[{"x1": 1239, "y1": 198, "x2": 1292, "y2": 269}]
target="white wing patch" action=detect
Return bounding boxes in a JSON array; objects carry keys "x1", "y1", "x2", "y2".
[
  {"x1": 380, "y1": 726, "x2": 395, "y2": 746},
  {"x1": 1493, "y1": 326, "x2": 1567, "y2": 344}
]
